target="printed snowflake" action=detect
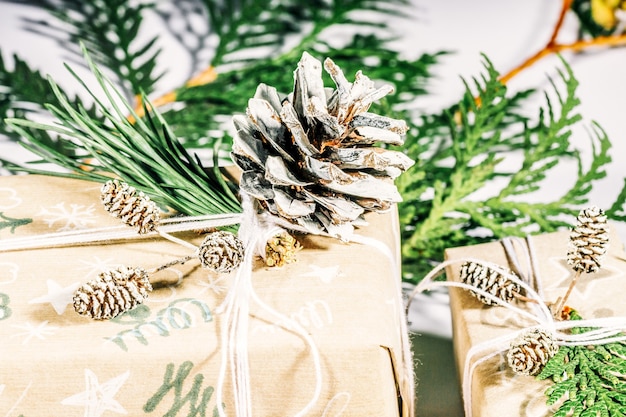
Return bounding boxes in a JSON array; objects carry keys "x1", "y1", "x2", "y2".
[
  {"x1": 196, "y1": 275, "x2": 228, "y2": 295},
  {"x1": 77, "y1": 256, "x2": 122, "y2": 279},
  {"x1": 11, "y1": 321, "x2": 58, "y2": 345},
  {"x1": 38, "y1": 202, "x2": 97, "y2": 231}
]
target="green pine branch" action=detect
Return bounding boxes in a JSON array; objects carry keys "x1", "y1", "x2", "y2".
[
  {"x1": 4, "y1": 45, "x2": 240, "y2": 218},
  {"x1": 538, "y1": 310, "x2": 626, "y2": 417},
  {"x1": 398, "y1": 55, "x2": 610, "y2": 283}
]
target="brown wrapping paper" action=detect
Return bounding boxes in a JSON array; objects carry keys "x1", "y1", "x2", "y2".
[
  {"x1": 444, "y1": 228, "x2": 626, "y2": 417},
  {"x1": 0, "y1": 175, "x2": 410, "y2": 416}
]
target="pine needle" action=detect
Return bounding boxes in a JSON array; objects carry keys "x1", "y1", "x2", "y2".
[{"x1": 5, "y1": 44, "x2": 240, "y2": 217}]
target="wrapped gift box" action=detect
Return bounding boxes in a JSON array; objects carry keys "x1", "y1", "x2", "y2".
[
  {"x1": 444, "y1": 228, "x2": 626, "y2": 417},
  {"x1": 0, "y1": 175, "x2": 411, "y2": 416}
]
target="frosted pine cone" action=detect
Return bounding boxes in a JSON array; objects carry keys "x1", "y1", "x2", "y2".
[
  {"x1": 566, "y1": 206, "x2": 609, "y2": 273},
  {"x1": 101, "y1": 180, "x2": 160, "y2": 234},
  {"x1": 73, "y1": 266, "x2": 152, "y2": 320},
  {"x1": 507, "y1": 328, "x2": 558, "y2": 376},
  {"x1": 198, "y1": 231, "x2": 245, "y2": 273},
  {"x1": 231, "y1": 52, "x2": 414, "y2": 239},
  {"x1": 459, "y1": 261, "x2": 522, "y2": 306}
]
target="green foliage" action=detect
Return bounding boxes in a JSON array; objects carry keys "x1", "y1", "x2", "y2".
[
  {"x1": 1, "y1": 1, "x2": 625, "y2": 287},
  {"x1": 165, "y1": 33, "x2": 443, "y2": 145},
  {"x1": 538, "y1": 310, "x2": 626, "y2": 417},
  {"x1": 607, "y1": 179, "x2": 626, "y2": 221},
  {"x1": 5, "y1": 46, "x2": 240, "y2": 217},
  {"x1": 164, "y1": 0, "x2": 419, "y2": 145},
  {"x1": 398, "y1": 56, "x2": 611, "y2": 283},
  {"x1": 203, "y1": 0, "x2": 409, "y2": 68},
  {"x1": 18, "y1": 0, "x2": 163, "y2": 98},
  {"x1": 0, "y1": 52, "x2": 101, "y2": 172}
]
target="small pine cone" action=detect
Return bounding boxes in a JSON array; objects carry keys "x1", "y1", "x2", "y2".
[
  {"x1": 507, "y1": 328, "x2": 559, "y2": 376},
  {"x1": 73, "y1": 266, "x2": 152, "y2": 320},
  {"x1": 566, "y1": 206, "x2": 609, "y2": 274},
  {"x1": 265, "y1": 231, "x2": 301, "y2": 267},
  {"x1": 459, "y1": 261, "x2": 522, "y2": 306},
  {"x1": 101, "y1": 180, "x2": 160, "y2": 234},
  {"x1": 198, "y1": 231, "x2": 245, "y2": 273}
]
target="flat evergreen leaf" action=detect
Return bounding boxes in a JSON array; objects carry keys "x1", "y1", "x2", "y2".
[
  {"x1": 163, "y1": 33, "x2": 442, "y2": 147},
  {"x1": 398, "y1": 54, "x2": 612, "y2": 283},
  {"x1": 540, "y1": 310, "x2": 626, "y2": 416}
]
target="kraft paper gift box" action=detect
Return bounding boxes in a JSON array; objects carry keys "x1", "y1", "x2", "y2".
[
  {"x1": 444, "y1": 228, "x2": 626, "y2": 417},
  {"x1": 0, "y1": 174, "x2": 412, "y2": 416}
]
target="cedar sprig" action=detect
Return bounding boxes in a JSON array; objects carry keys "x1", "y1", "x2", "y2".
[
  {"x1": 4, "y1": 44, "x2": 241, "y2": 218},
  {"x1": 398, "y1": 55, "x2": 615, "y2": 283},
  {"x1": 164, "y1": 32, "x2": 441, "y2": 146},
  {"x1": 16, "y1": 0, "x2": 162, "y2": 100},
  {"x1": 537, "y1": 309, "x2": 626, "y2": 417}
]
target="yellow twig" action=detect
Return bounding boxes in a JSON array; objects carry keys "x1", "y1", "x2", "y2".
[
  {"x1": 129, "y1": 65, "x2": 218, "y2": 122},
  {"x1": 499, "y1": 0, "x2": 626, "y2": 85}
]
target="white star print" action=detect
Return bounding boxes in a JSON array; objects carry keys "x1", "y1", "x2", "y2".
[
  {"x1": 300, "y1": 264, "x2": 344, "y2": 283},
  {"x1": 11, "y1": 321, "x2": 58, "y2": 345},
  {"x1": 61, "y1": 369, "x2": 130, "y2": 417},
  {"x1": 546, "y1": 256, "x2": 624, "y2": 299},
  {"x1": 29, "y1": 279, "x2": 80, "y2": 315}
]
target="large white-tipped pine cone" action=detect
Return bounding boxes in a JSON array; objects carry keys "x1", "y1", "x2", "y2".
[
  {"x1": 507, "y1": 328, "x2": 558, "y2": 376},
  {"x1": 101, "y1": 180, "x2": 160, "y2": 234},
  {"x1": 566, "y1": 206, "x2": 609, "y2": 273},
  {"x1": 73, "y1": 266, "x2": 152, "y2": 320},
  {"x1": 231, "y1": 52, "x2": 414, "y2": 239}
]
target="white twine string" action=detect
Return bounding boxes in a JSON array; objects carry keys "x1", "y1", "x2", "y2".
[
  {"x1": 4, "y1": 189, "x2": 409, "y2": 415},
  {"x1": 0, "y1": 213, "x2": 243, "y2": 251},
  {"x1": 214, "y1": 194, "x2": 322, "y2": 417},
  {"x1": 406, "y1": 237, "x2": 626, "y2": 417}
]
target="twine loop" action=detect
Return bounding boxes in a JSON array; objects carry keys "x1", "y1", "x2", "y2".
[{"x1": 407, "y1": 236, "x2": 626, "y2": 417}]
